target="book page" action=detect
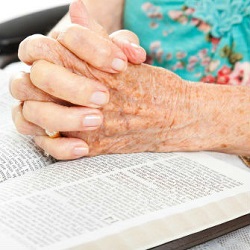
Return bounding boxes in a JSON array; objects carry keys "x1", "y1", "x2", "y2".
[
  {"x1": 0, "y1": 65, "x2": 56, "y2": 183},
  {"x1": 0, "y1": 152, "x2": 249, "y2": 250}
]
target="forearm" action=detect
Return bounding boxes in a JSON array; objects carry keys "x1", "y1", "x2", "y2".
[
  {"x1": 169, "y1": 81, "x2": 250, "y2": 156},
  {"x1": 49, "y1": 0, "x2": 124, "y2": 36},
  {"x1": 83, "y1": 0, "x2": 125, "y2": 33}
]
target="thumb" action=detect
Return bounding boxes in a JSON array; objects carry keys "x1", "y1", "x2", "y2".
[
  {"x1": 70, "y1": 0, "x2": 146, "y2": 65},
  {"x1": 69, "y1": 0, "x2": 108, "y2": 38}
]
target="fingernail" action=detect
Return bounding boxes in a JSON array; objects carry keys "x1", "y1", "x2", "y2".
[
  {"x1": 90, "y1": 91, "x2": 108, "y2": 106},
  {"x1": 83, "y1": 115, "x2": 102, "y2": 127},
  {"x1": 112, "y1": 58, "x2": 127, "y2": 71},
  {"x1": 130, "y1": 43, "x2": 140, "y2": 49},
  {"x1": 73, "y1": 147, "x2": 89, "y2": 156}
]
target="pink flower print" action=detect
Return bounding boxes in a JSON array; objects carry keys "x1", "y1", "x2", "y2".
[
  {"x1": 197, "y1": 21, "x2": 211, "y2": 33},
  {"x1": 150, "y1": 41, "x2": 161, "y2": 51},
  {"x1": 198, "y1": 49, "x2": 208, "y2": 59},
  {"x1": 191, "y1": 18, "x2": 211, "y2": 33},
  {"x1": 172, "y1": 62, "x2": 184, "y2": 71},
  {"x1": 142, "y1": 2, "x2": 162, "y2": 20},
  {"x1": 216, "y1": 65, "x2": 232, "y2": 85},
  {"x1": 187, "y1": 64, "x2": 195, "y2": 72},
  {"x1": 218, "y1": 66, "x2": 232, "y2": 76},
  {"x1": 176, "y1": 51, "x2": 187, "y2": 59},
  {"x1": 185, "y1": 8, "x2": 195, "y2": 15},
  {"x1": 156, "y1": 48, "x2": 164, "y2": 62},
  {"x1": 168, "y1": 10, "x2": 183, "y2": 20},
  {"x1": 229, "y1": 62, "x2": 250, "y2": 86},
  {"x1": 188, "y1": 56, "x2": 199, "y2": 64},
  {"x1": 150, "y1": 41, "x2": 163, "y2": 63},
  {"x1": 211, "y1": 37, "x2": 220, "y2": 45},
  {"x1": 141, "y1": 2, "x2": 153, "y2": 12},
  {"x1": 191, "y1": 18, "x2": 200, "y2": 26},
  {"x1": 201, "y1": 57, "x2": 211, "y2": 66},
  {"x1": 217, "y1": 75, "x2": 230, "y2": 84},
  {"x1": 148, "y1": 12, "x2": 163, "y2": 19},
  {"x1": 150, "y1": 22, "x2": 159, "y2": 29},
  {"x1": 201, "y1": 75, "x2": 216, "y2": 83}
]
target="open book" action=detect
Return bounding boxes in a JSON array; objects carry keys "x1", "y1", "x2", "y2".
[{"x1": 0, "y1": 64, "x2": 250, "y2": 250}]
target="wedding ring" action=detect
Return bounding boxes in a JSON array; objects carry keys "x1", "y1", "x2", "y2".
[{"x1": 45, "y1": 129, "x2": 61, "y2": 139}]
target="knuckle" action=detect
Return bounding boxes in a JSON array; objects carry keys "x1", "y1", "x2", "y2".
[
  {"x1": 58, "y1": 24, "x2": 82, "y2": 43},
  {"x1": 100, "y1": 44, "x2": 112, "y2": 58},
  {"x1": 18, "y1": 35, "x2": 43, "y2": 62},
  {"x1": 23, "y1": 101, "x2": 51, "y2": 129},
  {"x1": 94, "y1": 46, "x2": 112, "y2": 68},
  {"x1": 76, "y1": 81, "x2": 96, "y2": 105},
  {"x1": 18, "y1": 34, "x2": 54, "y2": 64}
]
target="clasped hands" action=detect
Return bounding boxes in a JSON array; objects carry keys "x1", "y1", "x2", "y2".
[{"x1": 10, "y1": 0, "x2": 209, "y2": 160}]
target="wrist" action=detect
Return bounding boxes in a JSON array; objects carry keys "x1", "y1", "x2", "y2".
[{"x1": 171, "y1": 81, "x2": 250, "y2": 155}]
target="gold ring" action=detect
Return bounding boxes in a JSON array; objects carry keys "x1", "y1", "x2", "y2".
[{"x1": 45, "y1": 130, "x2": 61, "y2": 139}]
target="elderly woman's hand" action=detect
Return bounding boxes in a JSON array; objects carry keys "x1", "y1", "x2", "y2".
[
  {"x1": 10, "y1": 0, "x2": 250, "y2": 159},
  {"x1": 27, "y1": 56, "x2": 246, "y2": 158},
  {"x1": 10, "y1": 0, "x2": 146, "y2": 159}
]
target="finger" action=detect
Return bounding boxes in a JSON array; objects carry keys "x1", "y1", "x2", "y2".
[
  {"x1": 18, "y1": 34, "x2": 75, "y2": 67},
  {"x1": 9, "y1": 71, "x2": 55, "y2": 102},
  {"x1": 57, "y1": 24, "x2": 127, "y2": 73},
  {"x1": 110, "y1": 30, "x2": 147, "y2": 64},
  {"x1": 69, "y1": 0, "x2": 108, "y2": 38},
  {"x1": 18, "y1": 34, "x2": 93, "y2": 78},
  {"x1": 34, "y1": 136, "x2": 89, "y2": 160},
  {"x1": 23, "y1": 101, "x2": 103, "y2": 132},
  {"x1": 30, "y1": 60, "x2": 109, "y2": 107},
  {"x1": 12, "y1": 104, "x2": 46, "y2": 136}
]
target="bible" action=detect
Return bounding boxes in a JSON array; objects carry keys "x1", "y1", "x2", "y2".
[{"x1": 0, "y1": 64, "x2": 249, "y2": 250}]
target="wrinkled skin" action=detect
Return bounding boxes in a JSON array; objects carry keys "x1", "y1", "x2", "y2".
[
  {"x1": 18, "y1": 32, "x2": 250, "y2": 158},
  {"x1": 11, "y1": 0, "x2": 250, "y2": 159},
  {"x1": 59, "y1": 59, "x2": 250, "y2": 157},
  {"x1": 62, "y1": 62, "x2": 192, "y2": 156}
]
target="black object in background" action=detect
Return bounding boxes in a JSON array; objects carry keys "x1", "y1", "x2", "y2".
[{"x1": 0, "y1": 5, "x2": 69, "y2": 68}]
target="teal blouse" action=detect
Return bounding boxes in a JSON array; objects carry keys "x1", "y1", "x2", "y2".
[{"x1": 124, "y1": 0, "x2": 250, "y2": 85}]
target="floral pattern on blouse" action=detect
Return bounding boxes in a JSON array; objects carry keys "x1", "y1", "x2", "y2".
[{"x1": 124, "y1": 0, "x2": 250, "y2": 85}]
